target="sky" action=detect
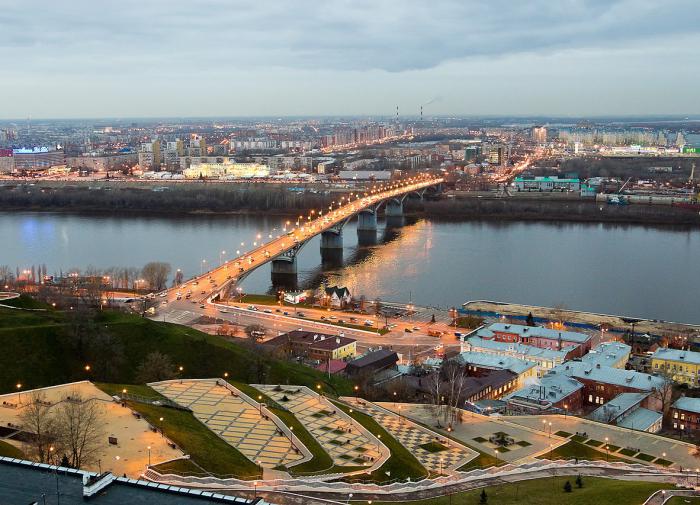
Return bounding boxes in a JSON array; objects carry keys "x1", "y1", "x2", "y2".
[{"x1": 1, "y1": 0, "x2": 700, "y2": 119}]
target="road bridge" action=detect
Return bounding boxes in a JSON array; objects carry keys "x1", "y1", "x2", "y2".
[{"x1": 164, "y1": 175, "x2": 442, "y2": 303}]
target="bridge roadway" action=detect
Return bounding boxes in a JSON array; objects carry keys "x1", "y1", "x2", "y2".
[{"x1": 161, "y1": 175, "x2": 443, "y2": 305}]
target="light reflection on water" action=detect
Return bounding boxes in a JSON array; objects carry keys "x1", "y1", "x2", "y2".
[{"x1": 1, "y1": 212, "x2": 699, "y2": 323}]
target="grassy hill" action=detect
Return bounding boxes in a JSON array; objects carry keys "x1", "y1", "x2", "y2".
[{"x1": 0, "y1": 296, "x2": 351, "y2": 395}]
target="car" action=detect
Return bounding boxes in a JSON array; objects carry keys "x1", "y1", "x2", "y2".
[
  {"x1": 364, "y1": 320, "x2": 374, "y2": 326},
  {"x1": 349, "y1": 317, "x2": 357, "y2": 322},
  {"x1": 320, "y1": 316, "x2": 326, "y2": 320},
  {"x1": 296, "y1": 312, "x2": 306, "y2": 317},
  {"x1": 247, "y1": 305, "x2": 257, "y2": 311},
  {"x1": 193, "y1": 281, "x2": 198, "y2": 286},
  {"x1": 404, "y1": 328, "x2": 413, "y2": 333},
  {"x1": 275, "y1": 308, "x2": 282, "y2": 313},
  {"x1": 264, "y1": 309, "x2": 272, "y2": 314},
  {"x1": 159, "y1": 293, "x2": 167, "y2": 298},
  {"x1": 200, "y1": 304, "x2": 205, "y2": 309},
  {"x1": 219, "y1": 309, "x2": 228, "y2": 313},
  {"x1": 413, "y1": 326, "x2": 420, "y2": 331},
  {"x1": 227, "y1": 275, "x2": 232, "y2": 280},
  {"x1": 283, "y1": 311, "x2": 290, "y2": 316},
  {"x1": 191, "y1": 300, "x2": 197, "y2": 304},
  {"x1": 161, "y1": 301, "x2": 167, "y2": 306},
  {"x1": 338, "y1": 319, "x2": 345, "y2": 324},
  {"x1": 428, "y1": 329, "x2": 445, "y2": 338},
  {"x1": 201, "y1": 290, "x2": 206, "y2": 294},
  {"x1": 329, "y1": 316, "x2": 337, "y2": 320}
]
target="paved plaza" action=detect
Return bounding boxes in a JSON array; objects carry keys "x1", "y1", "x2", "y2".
[
  {"x1": 0, "y1": 381, "x2": 182, "y2": 477},
  {"x1": 505, "y1": 414, "x2": 700, "y2": 469},
  {"x1": 380, "y1": 403, "x2": 564, "y2": 463},
  {"x1": 351, "y1": 399, "x2": 476, "y2": 473},
  {"x1": 256, "y1": 385, "x2": 382, "y2": 467},
  {"x1": 151, "y1": 380, "x2": 303, "y2": 469}
]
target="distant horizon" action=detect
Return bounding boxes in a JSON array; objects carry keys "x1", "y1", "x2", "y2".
[
  {"x1": 2, "y1": 1, "x2": 699, "y2": 119},
  {"x1": 1, "y1": 114, "x2": 700, "y2": 124}
]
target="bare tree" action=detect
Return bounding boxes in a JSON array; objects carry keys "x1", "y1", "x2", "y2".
[
  {"x1": 54, "y1": 394, "x2": 104, "y2": 469},
  {"x1": 650, "y1": 375, "x2": 675, "y2": 419},
  {"x1": 141, "y1": 262, "x2": 172, "y2": 291},
  {"x1": 441, "y1": 360, "x2": 467, "y2": 427},
  {"x1": 135, "y1": 351, "x2": 177, "y2": 383},
  {"x1": 244, "y1": 324, "x2": 266, "y2": 344},
  {"x1": 19, "y1": 392, "x2": 59, "y2": 464},
  {"x1": 426, "y1": 371, "x2": 444, "y2": 426}
]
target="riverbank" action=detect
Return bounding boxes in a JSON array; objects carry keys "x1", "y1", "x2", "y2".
[
  {"x1": 462, "y1": 300, "x2": 700, "y2": 339},
  {"x1": 2, "y1": 181, "x2": 698, "y2": 226}
]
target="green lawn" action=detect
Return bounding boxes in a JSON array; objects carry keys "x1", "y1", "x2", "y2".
[
  {"x1": 231, "y1": 382, "x2": 354, "y2": 476},
  {"x1": 538, "y1": 441, "x2": 628, "y2": 463},
  {"x1": 419, "y1": 442, "x2": 449, "y2": 453},
  {"x1": 619, "y1": 448, "x2": 638, "y2": 457},
  {"x1": 585, "y1": 439, "x2": 603, "y2": 447},
  {"x1": 0, "y1": 302, "x2": 351, "y2": 396},
  {"x1": 367, "y1": 477, "x2": 675, "y2": 505},
  {"x1": 95, "y1": 383, "x2": 261, "y2": 479},
  {"x1": 571, "y1": 434, "x2": 587, "y2": 443},
  {"x1": 555, "y1": 430, "x2": 573, "y2": 438},
  {"x1": 667, "y1": 497, "x2": 700, "y2": 504},
  {"x1": 0, "y1": 440, "x2": 24, "y2": 459},
  {"x1": 635, "y1": 453, "x2": 656, "y2": 462},
  {"x1": 331, "y1": 400, "x2": 428, "y2": 482},
  {"x1": 654, "y1": 458, "x2": 674, "y2": 467}
]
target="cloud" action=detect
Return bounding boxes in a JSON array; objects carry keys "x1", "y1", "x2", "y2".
[{"x1": 1, "y1": 0, "x2": 698, "y2": 74}]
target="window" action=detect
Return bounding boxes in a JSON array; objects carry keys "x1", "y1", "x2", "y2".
[{"x1": 588, "y1": 394, "x2": 593, "y2": 403}]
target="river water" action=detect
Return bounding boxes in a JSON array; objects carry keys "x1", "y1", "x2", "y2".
[{"x1": 1, "y1": 212, "x2": 699, "y2": 323}]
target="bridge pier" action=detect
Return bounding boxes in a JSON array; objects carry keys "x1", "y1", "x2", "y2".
[
  {"x1": 271, "y1": 258, "x2": 298, "y2": 291},
  {"x1": 271, "y1": 258, "x2": 297, "y2": 275},
  {"x1": 385, "y1": 199, "x2": 403, "y2": 217},
  {"x1": 357, "y1": 210, "x2": 377, "y2": 231},
  {"x1": 320, "y1": 230, "x2": 343, "y2": 249}
]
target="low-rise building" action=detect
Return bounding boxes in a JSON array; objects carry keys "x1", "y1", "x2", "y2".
[
  {"x1": 514, "y1": 176, "x2": 581, "y2": 192},
  {"x1": 581, "y1": 341, "x2": 631, "y2": 369},
  {"x1": 670, "y1": 397, "x2": 700, "y2": 434},
  {"x1": 650, "y1": 348, "x2": 700, "y2": 387},
  {"x1": 556, "y1": 361, "x2": 667, "y2": 410},
  {"x1": 454, "y1": 351, "x2": 537, "y2": 387},
  {"x1": 346, "y1": 349, "x2": 399, "y2": 376},
  {"x1": 464, "y1": 335, "x2": 574, "y2": 375},
  {"x1": 478, "y1": 323, "x2": 592, "y2": 357},
  {"x1": 588, "y1": 392, "x2": 662, "y2": 433},
  {"x1": 504, "y1": 371, "x2": 583, "y2": 414},
  {"x1": 262, "y1": 330, "x2": 356, "y2": 362}
]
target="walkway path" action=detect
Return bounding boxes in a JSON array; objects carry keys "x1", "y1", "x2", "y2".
[
  {"x1": 505, "y1": 415, "x2": 699, "y2": 469},
  {"x1": 341, "y1": 398, "x2": 476, "y2": 473},
  {"x1": 151, "y1": 380, "x2": 302, "y2": 469},
  {"x1": 256, "y1": 385, "x2": 382, "y2": 467}
]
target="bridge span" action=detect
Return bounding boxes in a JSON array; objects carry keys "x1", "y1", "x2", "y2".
[{"x1": 164, "y1": 175, "x2": 443, "y2": 302}]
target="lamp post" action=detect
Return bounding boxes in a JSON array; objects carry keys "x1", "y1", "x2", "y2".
[
  {"x1": 147, "y1": 446, "x2": 151, "y2": 466},
  {"x1": 159, "y1": 417, "x2": 164, "y2": 437},
  {"x1": 354, "y1": 385, "x2": 359, "y2": 403},
  {"x1": 16, "y1": 383, "x2": 22, "y2": 405},
  {"x1": 258, "y1": 395, "x2": 263, "y2": 415}
]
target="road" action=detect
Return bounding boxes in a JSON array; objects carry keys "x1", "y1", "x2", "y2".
[{"x1": 158, "y1": 175, "x2": 442, "y2": 306}]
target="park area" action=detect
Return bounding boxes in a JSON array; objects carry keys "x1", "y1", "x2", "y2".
[{"x1": 0, "y1": 381, "x2": 182, "y2": 477}]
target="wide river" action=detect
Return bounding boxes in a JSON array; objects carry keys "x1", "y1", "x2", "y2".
[{"x1": 1, "y1": 212, "x2": 699, "y2": 324}]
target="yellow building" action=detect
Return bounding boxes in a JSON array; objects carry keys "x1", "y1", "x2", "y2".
[
  {"x1": 182, "y1": 161, "x2": 269, "y2": 179},
  {"x1": 651, "y1": 348, "x2": 700, "y2": 386}
]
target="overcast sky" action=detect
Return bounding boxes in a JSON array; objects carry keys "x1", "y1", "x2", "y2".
[{"x1": 1, "y1": 0, "x2": 699, "y2": 119}]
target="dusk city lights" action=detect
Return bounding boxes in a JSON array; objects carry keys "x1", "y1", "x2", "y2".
[{"x1": 1, "y1": 1, "x2": 700, "y2": 504}]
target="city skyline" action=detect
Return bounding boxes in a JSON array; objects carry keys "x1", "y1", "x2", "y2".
[{"x1": 2, "y1": 0, "x2": 700, "y2": 119}]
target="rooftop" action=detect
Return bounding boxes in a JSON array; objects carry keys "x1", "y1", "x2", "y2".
[
  {"x1": 467, "y1": 336, "x2": 573, "y2": 362},
  {"x1": 487, "y1": 323, "x2": 591, "y2": 344},
  {"x1": 581, "y1": 342, "x2": 631, "y2": 367},
  {"x1": 673, "y1": 396, "x2": 700, "y2": 414},
  {"x1": 455, "y1": 351, "x2": 536, "y2": 375},
  {"x1": 346, "y1": 348, "x2": 398, "y2": 370},
  {"x1": 264, "y1": 330, "x2": 355, "y2": 351},
  {"x1": 617, "y1": 408, "x2": 663, "y2": 431},
  {"x1": 556, "y1": 361, "x2": 666, "y2": 391},
  {"x1": 588, "y1": 392, "x2": 648, "y2": 423},
  {"x1": 651, "y1": 347, "x2": 700, "y2": 366},
  {"x1": 0, "y1": 457, "x2": 259, "y2": 505},
  {"x1": 504, "y1": 373, "x2": 583, "y2": 405}
]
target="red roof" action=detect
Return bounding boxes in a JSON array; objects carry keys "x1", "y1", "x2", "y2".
[{"x1": 316, "y1": 359, "x2": 347, "y2": 374}]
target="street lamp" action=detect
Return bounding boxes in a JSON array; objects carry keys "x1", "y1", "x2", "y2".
[
  {"x1": 147, "y1": 445, "x2": 151, "y2": 466},
  {"x1": 15, "y1": 383, "x2": 22, "y2": 405},
  {"x1": 159, "y1": 417, "x2": 164, "y2": 436},
  {"x1": 354, "y1": 385, "x2": 359, "y2": 402}
]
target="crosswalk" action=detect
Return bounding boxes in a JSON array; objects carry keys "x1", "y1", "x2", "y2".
[{"x1": 163, "y1": 309, "x2": 199, "y2": 324}]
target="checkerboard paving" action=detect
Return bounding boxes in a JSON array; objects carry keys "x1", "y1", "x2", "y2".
[
  {"x1": 152, "y1": 380, "x2": 302, "y2": 469},
  {"x1": 256, "y1": 385, "x2": 381, "y2": 467},
  {"x1": 355, "y1": 402, "x2": 475, "y2": 473}
]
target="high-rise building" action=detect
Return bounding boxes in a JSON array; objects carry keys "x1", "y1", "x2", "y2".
[
  {"x1": 138, "y1": 140, "x2": 161, "y2": 168},
  {"x1": 531, "y1": 126, "x2": 547, "y2": 144}
]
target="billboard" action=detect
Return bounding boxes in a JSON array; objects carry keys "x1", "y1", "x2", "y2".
[{"x1": 0, "y1": 148, "x2": 12, "y2": 157}]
